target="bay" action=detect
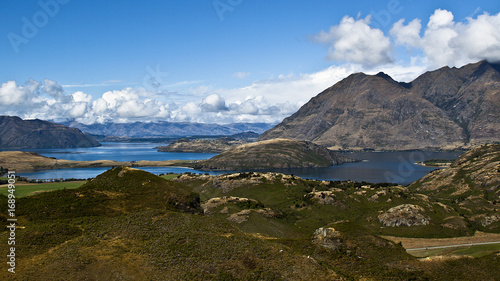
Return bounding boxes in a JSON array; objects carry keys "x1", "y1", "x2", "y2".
[{"x1": 15, "y1": 142, "x2": 462, "y2": 185}]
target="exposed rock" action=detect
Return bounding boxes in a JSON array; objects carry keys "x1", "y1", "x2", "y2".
[
  {"x1": 227, "y1": 208, "x2": 276, "y2": 223},
  {"x1": 378, "y1": 204, "x2": 430, "y2": 227},
  {"x1": 312, "y1": 227, "x2": 342, "y2": 250},
  {"x1": 201, "y1": 196, "x2": 261, "y2": 214},
  {"x1": 306, "y1": 191, "x2": 337, "y2": 205}
]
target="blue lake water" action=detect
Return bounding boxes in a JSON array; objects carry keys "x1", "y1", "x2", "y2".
[{"x1": 14, "y1": 142, "x2": 462, "y2": 185}]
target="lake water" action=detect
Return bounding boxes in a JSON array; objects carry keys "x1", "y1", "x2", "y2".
[{"x1": 14, "y1": 142, "x2": 462, "y2": 185}]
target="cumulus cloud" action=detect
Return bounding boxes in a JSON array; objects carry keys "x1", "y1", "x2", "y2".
[
  {"x1": 200, "y1": 94, "x2": 228, "y2": 112},
  {"x1": 42, "y1": 79, "x2": 64, "y2": 98},
  {"x1": 390, "y1": 18, "x2": 422, "y2": 47},
  {"x1": 390, "y1": 9, "x2": 500, "y2": 66},
  {"x1": 313, "y1": 15, "x2": 393, "y2": 67}
]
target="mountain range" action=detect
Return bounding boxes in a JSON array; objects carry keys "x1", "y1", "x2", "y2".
[
  {"x1": 63, "y1": 121, "x2": 274, "y2": 138},
  {"x1": 260, "y1": 60, "x2": 500, "y2": 150},
  {"x1": 0, "y1": 116, "x2": 100, "y2": 149}
]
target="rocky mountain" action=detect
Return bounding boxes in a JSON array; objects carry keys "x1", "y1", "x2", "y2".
[
  {"x1": 260, "y1": 61, "x2": 500, "y2": 150},
  {"x1": 0, "y1": 116, "x2": 100, "y2": 149},
  {"x1": 64, "y1": 121, "x2": 274, "y2": 137},
  {"x1": 190, "y1": 138, "x2": 356, "y2": 170}
]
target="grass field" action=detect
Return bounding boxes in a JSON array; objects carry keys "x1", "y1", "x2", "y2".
[
  {"x1": 0, "y1": 181, "x2": 86, "y2": 197},
  {"x1": 0, "y1": 174, "x2": 180, "y2": 198}
]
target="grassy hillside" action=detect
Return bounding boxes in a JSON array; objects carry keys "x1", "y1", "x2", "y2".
[{"x1": 1, "y1": 144, "x2": 499, "y2": 280}]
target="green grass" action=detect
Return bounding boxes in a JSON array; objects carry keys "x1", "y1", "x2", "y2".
[
  {"x1": 0, "y1": 181, "x2": 86, "y2": 197},
  {"x1": 160, "y1": 174, "x2": 180, "y2": 180}
]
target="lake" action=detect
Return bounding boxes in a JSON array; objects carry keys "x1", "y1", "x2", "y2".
[{"x1": 15, "y1": 142, "x2": 462, "y2": 185}]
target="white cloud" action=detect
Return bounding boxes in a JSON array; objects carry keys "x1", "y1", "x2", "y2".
[
  {"x1": 313, "y1": 15, "x2": 393, "y2": 67},
  {"x1": 390, "y1": 9, "x2": 500, "y2": 67},
  {"x1": 390, "y1": 19, "x2": 422, "y2": 47},
  {"x1": 42, "y1": 79, "x2": 64, "y2": 98},
  {"x1": 0, "y1": 81, "x2": 30, "y2": 106},
  {"x1": 200, "y1": 94, "x2": 228, "y2": 112}
]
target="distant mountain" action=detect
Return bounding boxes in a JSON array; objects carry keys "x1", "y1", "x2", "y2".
[
  {"x1": 260, "y1": 61, "x2": 500, "y2": 150},
  {"x1": 190, "y1": 138, "x2": 356, "y2": 170},
  {"x1": 63, "y1": 121, "x2": 274, "y2": 138},
  {"x1": 0, "y1": 116, "x2": 100, "y2": 149}
]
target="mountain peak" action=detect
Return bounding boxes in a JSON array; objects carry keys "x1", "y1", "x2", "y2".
[{"x1": 259, "y1": 60, "x2": 500, "y2": 150}]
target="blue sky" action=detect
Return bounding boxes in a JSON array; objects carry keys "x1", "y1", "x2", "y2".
[{"x1": 1, "y1": 0, "x2": 499, "y2": 124}]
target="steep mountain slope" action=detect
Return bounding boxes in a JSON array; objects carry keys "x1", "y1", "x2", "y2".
[
  {"x1": 0, "y1": 116, "x2": 100, "y2": 149},
  {"x1": 191, "y1": 138, "x2": 356, "y2": 170},
  {"x1": 260, "y1": 61, "x2": 500, "y2": 150}
]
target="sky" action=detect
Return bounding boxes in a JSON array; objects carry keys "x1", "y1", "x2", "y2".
[{"x1": 1, "y1": 0, "x2": 499, "y2": 125}]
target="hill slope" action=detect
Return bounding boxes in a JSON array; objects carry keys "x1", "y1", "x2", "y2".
[
  {"x1": 191, "y1": 138, "x2": 356, "y2": 170},
  {"x1": 0, "y1": 116, "x2": 100, "y2": 149},
  {"x1": 260, "y1": 61, "x2": 500, "y2": 150},
  {"x1": 409, "y1": 143, "x2": 500, "y2": 231},
  {"x1": 0, "y1": 167, "x2": 342, "y2": 280},
  {"x1": 1, "y1": 149, "x2": 500, "y2": 279}
]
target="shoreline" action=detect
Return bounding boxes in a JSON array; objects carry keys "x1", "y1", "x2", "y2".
[{"x1": 0, "y1": 151, "x2": 191, "y2": 172}]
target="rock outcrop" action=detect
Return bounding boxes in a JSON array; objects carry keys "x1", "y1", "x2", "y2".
[{"x1": 378, "y1": 204, "x2": 430, "y2": 227}]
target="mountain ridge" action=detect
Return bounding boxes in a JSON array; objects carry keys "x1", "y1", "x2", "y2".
[
  {"x1": 0, "y1": 116, "x2": 100, "y2": 149},
  {"x1": 260, "y1": 60, "x2": 500, "y2": 150},
  {"x1": 63, "y1": 120, "x2": 274, "y2": 138}
]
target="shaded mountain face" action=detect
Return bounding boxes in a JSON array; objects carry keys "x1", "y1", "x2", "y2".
[
  {"x1": 0, "y1": 116, "x2": 100, "y2": 149},
  {"x1": 260, "y1": 61, "x2": 500, "y2": 150}
]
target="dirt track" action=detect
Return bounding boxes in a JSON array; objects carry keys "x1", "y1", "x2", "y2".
[{"x1": 382, "y1": 232, "x2": 500, "y2": 249}]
